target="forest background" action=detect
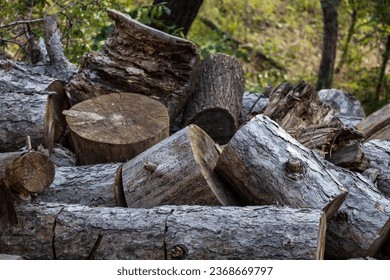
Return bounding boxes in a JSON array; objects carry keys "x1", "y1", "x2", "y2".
[{"x1": 0, "y1": 0, "x2": 389, "y2": 114}]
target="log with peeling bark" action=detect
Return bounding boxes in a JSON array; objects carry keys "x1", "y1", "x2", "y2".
[
  {"x1": 362, "y1": 140, "x2": 390, "y2": 198},
  {"x1": 263, "y1": 81, "x2": 363, "y2": 153},
  {"x1": 357, "y1": 103, "x2": 390, "y2": 142},
  {"x1": 66, "y1": 9, "x2": 200, "y2": 126},
  {"x1": 63, "y1": 92, "x2": 169, "y2": 164},
  {"x1": 122, "y1": 124, "x2": 237, "y2": 207},
  {"x1": 182, "y1": 53, "x2": 245, "y2": 144},
  {"x1": 34, "y1": 163, "x2": 122, "y2": 207},
  {"x1": 0, "y1": 203, "x2": 326, "y2": 260},
  {"x1": 324, "y1": 161, "x2": 390, "y2": 259},
  {"x1": 216, "y1": 114, "x2": 348, "y2": 219}
]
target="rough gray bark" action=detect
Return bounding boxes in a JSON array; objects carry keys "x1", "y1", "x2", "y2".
[
  {"x1": 362, "y1": 140, "x2": 390, "y2": 198},
  {"x1": 0, "y1": 254, "x2": 24, "y2": 260},
  {"x1": 0, "y1": 91, "x2": 50, "y2": 152},
  {"x1": 326, "y1": 141, "x2": 368, "y2": 171},
  {"x1": 357, "y1": 103, "x2": 390, "y2": 142},
  {"x1": 64, "y1": 92, "x2": 169, "y2": 164},
  {"x1": 0, "y1": 203, "x2": 326, "y2": 260},
  {"x1": 66, "y1": 9, "x2": 200, "y2": 124},
  {"x1": 122, "y1": 125, "x2": 237, "y2": 207},
  {"x1": 49, "y1": 144, "x2": 76, "y2": 167},
  {"x1": 318, "y1": 89, "x2": 365, "y2": 118},
  {"x1": 34, "y1": 163, "x2": 121, "y2": 207},
  {"x1": 324, "y1": 162, "x2": 390, "y2": 259},
  {"x1": 216, "y1": 114, "x2": 348, "y2": 219},
  {"x1": 182, "y1": 53, "x2": 245, "y2": 144},
  {"x1": 240, "y1": 91, "x2": 269, "y2": 123}
]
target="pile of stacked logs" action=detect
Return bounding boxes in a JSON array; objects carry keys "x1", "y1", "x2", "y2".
[{"x1": 0, "y1": 9, "x2": 389, "y2": 260}]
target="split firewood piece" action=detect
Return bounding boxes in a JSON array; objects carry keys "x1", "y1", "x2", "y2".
[
  {"x1": 63, "y1": 92, "x2": 169, "y2": 165},
  {"x1": 122, "y1": 124, "x2": 237, "y2": 207},
  {"x1": 216, "y1": 114, "x2": 348, "y2": 219},
  {"x1": 324, "y1": 161, "x2": 390, "y2": 259},
  {"x1": 66, "y1": 9, "x2": 200, "y2": 124},
  {"x1": 362, "y1": 140, "x2": 390, "y2": 198},
  {"x1": 34, "y1": 163, "x2": 122, "y2": 207},
  {"x1": 357, "y1": 103, "x2": 390, "y2": 142},
  {"x1": 263, "y1": 81, "x2": 363, "y2": 153},
  {"x1": 0, "y1": 91, "x2": 66, "y2": 152},
  {"x1": 0, "y1": 203, "x2": 325, "y2": 260},
  {"x1": 182, "y1": 53, "x2": 245, "y2": 144}
]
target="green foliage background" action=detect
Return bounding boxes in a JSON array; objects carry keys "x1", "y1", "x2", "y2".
[{"x1": 0, "y1": 0, "x2": 389, "y2": 114}]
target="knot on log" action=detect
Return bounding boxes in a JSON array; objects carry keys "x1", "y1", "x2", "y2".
[
  {"x1": 143, "y1": 162, "x2": 158, "y2": 172},
  {"x1": 170, "y1": 244, "x2": 188, "y2": 260},
  {"x1": 285, "y1": 157, "x2": 304, "y2": 174}
]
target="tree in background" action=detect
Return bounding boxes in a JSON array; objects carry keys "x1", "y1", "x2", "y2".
[{"x1": 316, "y1": 0, "x2": 339, "y2": 90}]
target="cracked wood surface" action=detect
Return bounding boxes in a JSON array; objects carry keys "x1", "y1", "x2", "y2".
[{"x1": 0, "y1": 203, "x2": 325, "y2": 260}]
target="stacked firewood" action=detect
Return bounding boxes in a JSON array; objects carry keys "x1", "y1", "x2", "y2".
[{"x1": 0, "y1": 9, "x2": 389, "y2": 260}]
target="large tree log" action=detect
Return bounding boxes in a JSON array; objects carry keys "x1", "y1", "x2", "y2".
[
  {"x1": 65, "y1": 9, "x2": 200, "y2": 125},
  {"x1": 0, "y1": 203, "x2": 326, "y2": 260},
  {"x1": 362, "y1": 140, "x2": 390, "y2": 198},
  {"x1": 216, "y1": 114, "x2": 348, "y2": 219},
  {"x1": 263, "y1": 81, "x2": 363, "y2": 153},
  {"x1": 34, "y1": 163, "x2": 122, "y2": 207},
  {"x1": 122, "y1": 125, "x2": 237, "y2": 207},
  {"x1": 182, "y1": 53, "x2": 245, "y2": 144},
  {"x1": 357, "y1": 103, "x2": 390, "y2": 142},
  {"x1": 63, "y1": 92, "x2": 169, "y2": 164},
  {"x1": 324, "y1": 161, "x2": 390, "y2": 259}
]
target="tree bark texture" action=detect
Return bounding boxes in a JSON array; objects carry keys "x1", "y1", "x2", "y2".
[
  {"x1": 152, "y1": 0, "x2": 204, "y2": 36},
  {"x1": 182, "y1": 53, "x2": 245, "y2": 144},
  {"x1": 122, "y1": 125, "x2": 237, "y2": 208},
  {"x1": 316, "y1": 0, "x2": 338, "y2": 90},
  {"x1": 325, "y1": 141, "x2": 368, "y2": 171},
  {"x1": 362, "y1": 140, "x2": 390, "y2": 198},
  {"x1": 34, "y1": 163, "x2": 121, "y2": 207},
  {"x1": 357, "y1": 103, "x2": 390, "y2": 142},
  {"x1": 0, "y1": 203, "x2": 326, "y2": 260},
  {"x1": 324, "y1": 162, "x2": 390, "y2": 259},
  {"x1": 263, "y1": 81, "x2": 363, "y2": 152},
  {"x1": 63, "y1": 92, "x2": 169, "y2": 164},
  {"x1": 215, "y1": 114, "x2": 348, "y2": 219},
  {"x1": 49, "y1": 144, "x2": 76, "y2": 167},
  {"x1": 318, "y1": 89, "x2": 365, "y2": 118},
  {"x1": 65, "y1": 9, "x2": 200, "y2": 125}
]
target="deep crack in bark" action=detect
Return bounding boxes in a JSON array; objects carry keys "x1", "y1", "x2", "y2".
[
  {"x1": 52, "y1": 207, "x2": 64, "y2": 260},
  {"x1": 163, "y1": 209, "x2": 175, "y2": 260},
  {"x1": 87, "y1": 233, "x2": 103, "y2": 260}
]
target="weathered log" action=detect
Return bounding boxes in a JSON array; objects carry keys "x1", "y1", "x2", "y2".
[
  {"x1": 318, "y1": 89, "x2": 366, "y2": 118},
  {"x1": 216, "y1": 114, "x2": 348, "y2": 219},
  {"x1": 324, "y1": 161, "x2": 390, "y2": 259},
  {"x1": 357, "y1": 103, "x2": 390, "y2": 142},
  {"x1": 63, "y1": 92, "x2": 169, "y2": 164},
  {"x1": 326, "y1": 141, "x2": 368, "y2": 171},
  {"x1": 182, "y1": 53, "x2": 245, "y2": 144},
  {"x1": 122, "y1": 124, "x2": 237, "y2": 207},
  {"x1": 34, "y1": 163, "x2": 121, "y2": 207},
  {"x1": 0, "y1": 91, "x2": 52, "y2": 152},
  {"x1": 0, "y1": 203, "x2": 326, "y2": 260},
  {"x1": 0, "y1": 151, "x2": 55, "y2": 197},
  {"x1": 263, "y1": 81, "x2": 363, "y2": 152},
  {"x1": 362, "y1": 140, "x2": 390, "y2": 198},
  {"x1": 65, "y1": 9, "x2": 200, "y2": 124}
]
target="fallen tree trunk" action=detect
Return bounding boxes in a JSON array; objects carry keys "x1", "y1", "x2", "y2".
[
  {"x1": 182, "y1": 53, "x2": 245, "y2": 144},
  {"x1": 357, "y1": 103, "x2": 390, "y2": 142},
  {"x1": 324, "y1": 161, "x2": 390, "y2": 259},
  {"x1": 122, "y1": 124, "x2": 237, "y2": 207},
  {"x1": 63, "y1": 92, "x2": 169, "y2": 164},
  {"x1": 0, "y1": 203, "x2": 326, "y2": 260},
  {"x1": 34, "y1": 163, "x2": 122, "y2": 207},
  {"x1": 362, "y1": 140, "x2": 390, "y2": 198},
  {"x1": 215, "y1": 114, "x2": 348, "y2": 219},
  {"x1": 66, "y1": 9, "x2": 200, "y2": 125}
]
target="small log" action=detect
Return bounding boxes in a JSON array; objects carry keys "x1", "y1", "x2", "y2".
[
  {"x1": 215, "y1": 114, "x2": 348, "y2": 219},
  {"x1": 63, "y1": 92, "x2": 169, "y2": 164},
  {"x1": 0, "y1": 151, "x2": 55, "y2": 197},
  {"x1": 362, "y1": 140, "x2": 390, "y2": 198},
  {"x1": 324, "y1": 161, "x2": 390, "y2": 259},
  {"x1": 122, "y1": 124, "x2": 237, "y2": 208},
  {"x1": 357, "y1": 103, "x2": 390, "y2": 142},
  {"x1": 34, "y1": 163, "x2": 122, "y2": 207},
  {"x1": 0, "y1": 203, "x2": 326, "y2": 260},
  {"x1": 263, "y1": 81, "x2": 363, "y2": 152},
  {"x1": 182, "y1": 53, "x2": 245, "y2": 144},
  {"x1": 66, "y1": 9, "x2": 200, "y2": 124}
]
